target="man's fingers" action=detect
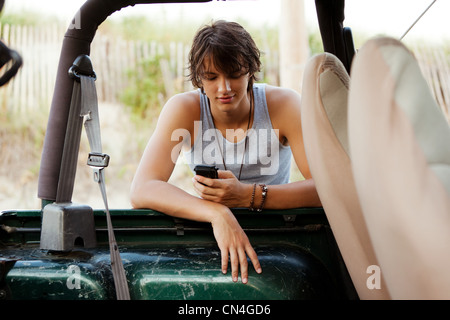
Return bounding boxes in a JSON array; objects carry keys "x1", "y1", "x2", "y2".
[
  {"x1": 217, "y1": 170, "x2": 234, "y2": 179},
  {"x1": 230, "y1": 249, "x2": 239, "y2": 282},
  {"x1": 193, "y1": 175, "x2": 221, "y2": 187},
  {"x1": 246, "y1": 245, "x2": 262, "y2": 274},
  {"x1": 193, "y1": 177, "x2": 214, "y2": 195},
  {"x1": 220, "y1": 246, "x2": 261, "y2": 284},
  {"x1": 221, "y1": 249, "x2": 228, "y2": 275},
  {"x1": 238, "y1": 248, "x2": 249, "y2": 284}
]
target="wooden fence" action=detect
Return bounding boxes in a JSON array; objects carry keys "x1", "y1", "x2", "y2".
[
  {"x1": 0, "y1": 23, "x2": 194, "y2": 112},
  {"x1": 0, "y1": 23, "x2": 449, "y2": 123},
  {"x1": 414, "y1": 45, "x2": 450, "y2": 122},
  {"x1": 0, "y1": 23, "x2": 279, "y2": 114},
  {"x1": 0, "y1": 23, "x2": 63, "y2": 113}
]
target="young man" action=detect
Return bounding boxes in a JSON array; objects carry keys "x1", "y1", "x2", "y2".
[{"x1": 130, "y1": 20, "x2": 321, "y2": 284}]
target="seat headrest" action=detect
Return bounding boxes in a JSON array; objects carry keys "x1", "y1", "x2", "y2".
[{"x1": 351, "y1": 37, "x2": 450, "y2": 194}]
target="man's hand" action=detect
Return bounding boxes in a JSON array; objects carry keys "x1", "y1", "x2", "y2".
[
  {"x1": 210, "y1": 207, "x2": 262, "y2": 283},
  {"x1": 192, "y1": 170, "x2": 251, "y2": 208}
]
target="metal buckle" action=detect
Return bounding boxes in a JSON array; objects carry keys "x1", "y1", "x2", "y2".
[{"x1": 87, "y1": 152, "x2": 110, "y2": 168}]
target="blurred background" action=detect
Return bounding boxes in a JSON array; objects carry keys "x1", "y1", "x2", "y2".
[{"x1": 1, "y1": 0, "x2": 449, "y2": 210}]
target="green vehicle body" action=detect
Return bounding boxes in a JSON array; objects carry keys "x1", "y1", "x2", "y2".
[{"x1": 0, "y1": 207, "x2": 357, "y2": 300}]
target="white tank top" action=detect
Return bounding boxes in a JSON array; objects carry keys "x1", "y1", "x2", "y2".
[{"x1": 183, "y1": 83, "x2": 292, "y2": 184}]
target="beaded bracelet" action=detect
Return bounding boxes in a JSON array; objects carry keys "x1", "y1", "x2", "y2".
[
  {"x1": 257, "y1": 184, "x2": 268, "y2": 212},
  {"x1": 249, "y1": 183, "x2": 257, "y2": 211}
]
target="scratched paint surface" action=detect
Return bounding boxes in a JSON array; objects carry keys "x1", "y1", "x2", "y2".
[
  {"x1": 1, "y1": 245, "x2": 338, "y2": 300},
  {"x1": 0, "y1": 208, "x2": 356, "y2": 299}
]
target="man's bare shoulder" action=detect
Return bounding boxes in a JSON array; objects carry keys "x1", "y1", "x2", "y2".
[
  {"x1": 152, "y1": 90, "x2": 201, "y2": 137},
  {"x1": 164, "y1": 90, "x2": 200, "y2": 114},
  {"x1": 265, "y1": 84, "x2": 301, "y2": 106},
  {"x1": 265, "y1": 84, "x2": 301, "y2": 124}
]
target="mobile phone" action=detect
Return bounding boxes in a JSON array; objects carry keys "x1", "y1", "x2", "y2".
[{"x1": 194, "y1": 165, "x2": 218, "y2": 179}]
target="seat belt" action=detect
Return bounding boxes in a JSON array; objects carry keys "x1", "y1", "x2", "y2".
[{"x1": 70, "y1": 55, "x2": 130, "y2": 300}]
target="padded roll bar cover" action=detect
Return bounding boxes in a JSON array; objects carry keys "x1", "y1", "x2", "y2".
[
  {"x1": 301, "y1": 52, "x2": 390, "y2": 299},
  {"x1": 348, "y1": 37, "x2": 450, "y2": 299},
  {"x1": 37, "y1": 0, "x2": 211, "y2": 201}
]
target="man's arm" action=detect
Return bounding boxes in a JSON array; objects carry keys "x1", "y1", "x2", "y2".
[{"x1": 130, "y1": 92, "x2": 261, "y2": 283}]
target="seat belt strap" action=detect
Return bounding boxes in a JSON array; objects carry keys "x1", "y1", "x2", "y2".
[{"x1": 75, "y1": 60, "x2": 130, "y2": 300}]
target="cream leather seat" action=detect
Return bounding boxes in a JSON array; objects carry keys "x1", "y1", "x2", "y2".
[
  {"x1": 301, "y1": 52, "x2": 390, "y2": 299},
  {"x1": 348, "y1": 37, "x2": 450, "y2": 299}
]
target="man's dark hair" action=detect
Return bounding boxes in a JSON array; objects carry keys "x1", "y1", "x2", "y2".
[{"x1": 188, "y1": 20, "x2": 261, "y2": 92}]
